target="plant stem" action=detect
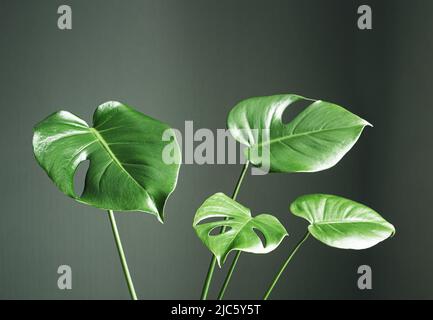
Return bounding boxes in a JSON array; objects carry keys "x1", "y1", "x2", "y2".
[
  {"x1": 108, "y1": 210, "x2": 138, "y2": 300},
  {"x1": 231, "y1": 161, "x2": 250, "y2": 200},
  {"x1": 200, "y1": 161, "x2": 250, "y2": 300},
  {"x1": 263, "y1": 231, "x2": 310, "y2": 300},
  {"x1": 217, "y1": 251, "x2": 241, "y2": 299}
]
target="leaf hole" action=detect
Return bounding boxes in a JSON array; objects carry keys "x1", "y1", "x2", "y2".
[
  {"x1": 253, "y1": 228, "x2": 267, "y2": 247},
  {"x1": 201, "y1": 216, "x2": 226, "y2": 224},
  {"x1": 281, "y1": 99, "x2": 312, "y2": 124},
  {"x1": 73, "y1": 160, "x2": 90, "y2": 197},
  {"x1": 209, "y1": 225, "x2": 232, "y2": 236},
  {"x1": 199, "y1": 216, "x2": 233, "y2": 225}
]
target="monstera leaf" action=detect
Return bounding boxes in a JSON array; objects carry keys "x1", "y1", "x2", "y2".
[
  {"x1": 227, "y1": 94, "x2": 371, "y2": 173},
  {"x1": 193, "y1": 193, "x2": 288, "y2": 266},
  {"x1": 290, "y1": 194, "x2": 395, "y2": 249},
  {"x1": 32, "y1": 101, "x2": 181, "y2": 222}
]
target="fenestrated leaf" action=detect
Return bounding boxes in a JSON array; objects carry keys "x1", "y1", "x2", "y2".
[
  {"x1": 32, "y1": 101, "x2": 181, "y2": 222},
  {"x1": 193, "y1": 193, "x2": 288, "y2": 266},
  {"x1": 227, "y1": 94, "x2": 371, "y2": 173},
  {"x1": 290, "y1": 194, "x2": 395, "y2": 249}
]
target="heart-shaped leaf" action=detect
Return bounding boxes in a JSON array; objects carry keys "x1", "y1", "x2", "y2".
[
  {"x1": 227, "y1": 94, "x2": 371, "y2": 173},
  {"x1": 32, "y1": 101, "x2": 181, "y2": 222},
  {"x1": 290, "y1": 194, "x2": 395, "y2": 249},
  {"x1": 193, "y1": 193, "x2": 288, "y2": 266}
]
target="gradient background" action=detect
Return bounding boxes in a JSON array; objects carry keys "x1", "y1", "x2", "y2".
[{"x1": 0, "y1": 0, "x2": 432, "y2": 299}]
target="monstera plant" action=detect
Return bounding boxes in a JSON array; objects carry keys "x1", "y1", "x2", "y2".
[
  {"x1": 32, "y1": 95, "x2": 394, "y2": 300},
  {"x1": 32, "y1": 101, "x2": 181, "y2": 300},
  {"x1": 193, "y1": 94, "x2": 394, "y2": 299}
]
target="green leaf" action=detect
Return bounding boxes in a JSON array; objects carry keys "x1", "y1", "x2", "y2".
[
  {"x1": 227, "y1": 94, "x2": 371, "y2": 173},
  {"x1": 290, "y1": 194, "x2": 395, "y2": 249},
  {"x1": 193, "y1": 193, "x2": 288, "y2": 266},
  {"x1": 32, "y1": 101, "x2": 181, "y2": 222}
]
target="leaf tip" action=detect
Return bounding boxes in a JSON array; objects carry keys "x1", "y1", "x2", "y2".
[
  {"x1": 217, "y1": 258, "x2": 223, "y2": 268},
  {"x1": 388, "y1": 223, "x2": 396, "y2": 238}
]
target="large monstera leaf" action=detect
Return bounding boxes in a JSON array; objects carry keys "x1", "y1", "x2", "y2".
[
  {"x1": 193, "y1": 193, "x2": 288, "y2": 266},
  {"x1": 32, "y1": 101, "x2": 181, "y2": 222},
  {"x1": 227, "y1": 94, "x2": 371, "y2": 173},
  {"x1": 290, "y1": 194, "x2": 395, "y2": 249}
]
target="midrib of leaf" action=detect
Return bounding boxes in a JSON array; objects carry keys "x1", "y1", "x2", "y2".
[
  {"x1": 212, "y1": 196, "x2": 261, "y2": 258},
  {"x1": 89, "y1": 127, "x2": 153, "y2": 204},
  {"x1": 253, "y1": 124, "x2": 365, "y2": 149},
  {"x1": 221, "y1": 215, "x2": 256, "y2": 260}
]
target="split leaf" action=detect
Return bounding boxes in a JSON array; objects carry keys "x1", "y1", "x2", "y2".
[
  {"x1": 227, "y1": 94, "x2": 371, "y2": 172},
  {"x1": 193, "y1": 193, "x2": 288, "y2": 266},
  {"x1": 32, "y1": 101, "x2": 181, "y2": 222}
]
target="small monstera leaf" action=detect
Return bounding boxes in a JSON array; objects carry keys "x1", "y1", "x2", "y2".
[
  {"x1": 227, "y1": 94, "x2": 371, "y2": 173},
  {"x1": 290, "y1": 194, "x2": 395, "y2": 249},
  {"x1": 32, "y1": 101, "x2": 181, "y2": 222},
  {"x1": 193, "y1": 193, "x2": 288, "y2": 266}
]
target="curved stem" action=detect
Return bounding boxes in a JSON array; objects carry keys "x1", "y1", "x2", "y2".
[
  {"x1": 200, "y1": 161, "x2": 250, "y2": 300},
  {"x1": 217, "y1": 251, "x2": 241, "y2": 300},
  {"x1": 108, "y1": 210, "x2": 138, "y2": 300},
  {"x1": 263, "y1": 231, "x2": 310, "y2": 300}
]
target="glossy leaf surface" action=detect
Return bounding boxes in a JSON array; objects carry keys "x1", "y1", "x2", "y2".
[
  {"x1": 33, "y1": 101, "x2": 180, "y2": 222},
  {"x1": 193, "y1": 193, "x2": 288, "y2": 266},
  {"x1": 290, "y1": 194, "x2": 395, "y2": 249},
  {"x1": 227, "y1": 94, "x2": 371, "y2": 172}
]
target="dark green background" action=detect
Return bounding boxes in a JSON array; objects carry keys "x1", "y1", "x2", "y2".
[{"x1": 0, "y1": 0, "x2": 431, "y2": 299}]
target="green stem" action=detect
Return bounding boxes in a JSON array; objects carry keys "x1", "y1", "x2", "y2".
[
  {"x1": 217, "y1": 251, "x2": 241, "y2": 300},
  {"x1": 200, "y1": 257, "x2": 217, "y2": 300},
  {"x1": 200, "y1": 161, "x2": 250, "y2": 300},
  {"x1": 108, "y1": 210, "x2": 138, "y2": 300},
  {"x1": 263, "y1": 231, "x2": 310, "y2": 300},
  {"x1": 231, "y1": 161, "x2": 250, "y2": 200}
]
